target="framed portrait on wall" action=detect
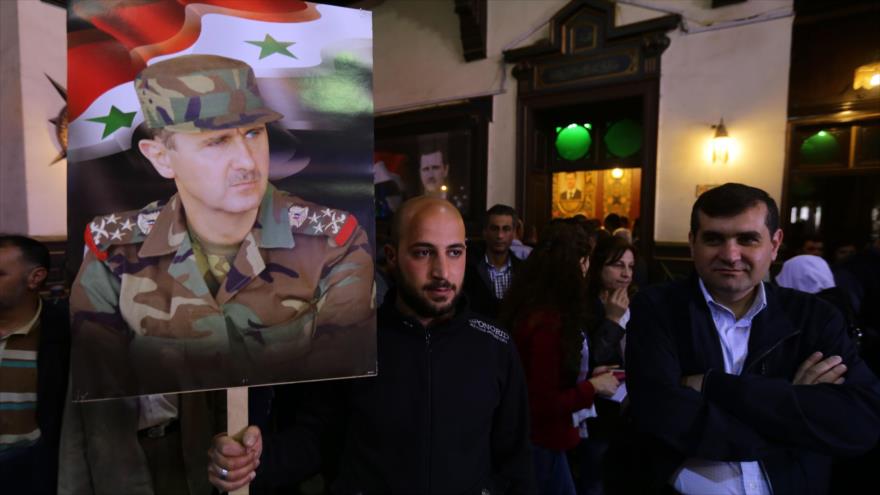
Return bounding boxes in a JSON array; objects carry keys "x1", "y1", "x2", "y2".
[
  {"x1": 551, "y1": 168, "x2": 641, "y2": 221},
  {"x1": 374, "y1": 97, "x2": 490, "y2": 236}
]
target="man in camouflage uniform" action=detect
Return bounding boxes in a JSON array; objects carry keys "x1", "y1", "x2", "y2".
[{"x1": 70, "y1": 55, "x2": 376, "y2": 399}]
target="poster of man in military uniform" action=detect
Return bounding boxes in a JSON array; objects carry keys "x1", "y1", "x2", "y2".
[{"x1": 67, "y1": 1, "x2": 376, "y2": 399}]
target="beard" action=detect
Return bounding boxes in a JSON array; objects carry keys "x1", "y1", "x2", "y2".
[{"x1": 396, "y1": 275, "x2": 461, "y2": 321}]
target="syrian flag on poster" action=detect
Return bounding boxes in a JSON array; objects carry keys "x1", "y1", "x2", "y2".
[{"x1": 67, "y1": 0, "x2": 372, "y2": 163}]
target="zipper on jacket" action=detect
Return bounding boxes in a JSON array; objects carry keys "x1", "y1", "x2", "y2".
[
  {"x1": 424, "y1": 325, "x2": 433, "y2": 494},
  {"x1": 743, "y1": 330, "x2": 802, "y2": 375}
]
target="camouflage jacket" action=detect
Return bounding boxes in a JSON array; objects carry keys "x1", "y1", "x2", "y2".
[{"x1": 70, "y1": 185, "x2": 376, "y2": 399}]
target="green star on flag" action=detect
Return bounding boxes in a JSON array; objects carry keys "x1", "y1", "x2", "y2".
[
  {"x1": 87, "y1": 106, "x2": 137, "y2": 139},
  {"x1": 247, "y1": 34, "x2": 297, "y2": 60}
]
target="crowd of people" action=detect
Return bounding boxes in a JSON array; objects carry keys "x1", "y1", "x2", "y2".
[{"x1": 2, "y1": 182, "x2": 880, "y2": 494}]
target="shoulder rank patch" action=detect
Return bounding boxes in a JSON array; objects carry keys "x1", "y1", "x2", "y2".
[
  {"x1": 469, "y1": 318, "x2": 510, "y2": 344},
  {"x1": 288, "y1": 205, "x2": 309, "y2": 228},
  {"x1": 84, "y1": 223, "x2": 108, "y2": 261},
  {"x1": 137, "y1": 210, "x2": 160, "y2": 235},
  {"x1": 292, "y1": 205, "x2": 359, "y2": 246},
  {"x1": 84, "y1": 202, "x2": 159, "y2": 259}
]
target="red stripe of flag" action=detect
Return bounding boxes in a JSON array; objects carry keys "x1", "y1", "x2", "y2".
[{"x1": 67, "y1": 0, "x2": 315, "y2": 121}]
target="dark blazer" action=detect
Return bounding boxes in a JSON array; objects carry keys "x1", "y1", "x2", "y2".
[
  {"x1": 0, "y1": 298, "x2": 70, "y2": 495},
  {"x1": 463, "y1": 241, "x2": 523, "y2": 319},
  {"x1": 621, "y1": 276, "x2": 880, "y2": 495}
]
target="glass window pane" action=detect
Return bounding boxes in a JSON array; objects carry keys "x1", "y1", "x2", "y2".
[
  {"x1": 855, "y1": 123, "x2": 880, "y2": 168},
  {"x1": 794, "y1": 126, "x2": 850, "y2": 167}
]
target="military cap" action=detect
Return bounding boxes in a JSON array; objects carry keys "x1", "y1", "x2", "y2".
[{"x1": 135, "y1": 54, "x2": 283, "y2": 133}]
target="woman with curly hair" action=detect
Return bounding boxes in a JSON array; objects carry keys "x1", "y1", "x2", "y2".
[{"x1": 500, "y1": 220, "x2": 620, "y2": 495}]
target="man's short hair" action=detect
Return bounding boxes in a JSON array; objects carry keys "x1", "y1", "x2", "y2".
[
  {"x1": 485, "y1": 204, "x2": 517, "y2": 225},
  {"x1": 0, "y1": 235, "x2": 50, "y2": 271},
  {"x1": 802, "y1": 234, "x2": 823, "y2": 246},
  {"x1": 140, "y1": 126, "x2": 176, "y2": 149},
  {"x1": 690, "y1": 183, "x2": 779, "y2": 234},
  {"x1": 603, "y1": 213, "x2": 622, "y2": 232}
]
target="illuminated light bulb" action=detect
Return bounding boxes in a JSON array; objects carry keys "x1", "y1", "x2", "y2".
[
  {"x1": 441, "y1": 185, "x2": 448, "y2": 192},
  {"x1": 610, "y1": 168, "x2": 624, "y2": 179},
  {"x1": 854, "y1": 61, "x2": 880, "y2": 90},
  {"x1": 712, "y1": 118, "x2": 730, "y2": 165}
]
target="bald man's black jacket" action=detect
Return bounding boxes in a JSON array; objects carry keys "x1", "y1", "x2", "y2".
[{"x1": 256, "y1": 293, "x2": 535, "y2": 494}]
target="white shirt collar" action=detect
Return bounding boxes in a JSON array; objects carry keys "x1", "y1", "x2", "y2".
[
  {"x1": 0, "y1": 298, "x2": 42, "y2": 340},
  {"x1": 698, "y1": 277, "x2": 767, "y2": 324}
]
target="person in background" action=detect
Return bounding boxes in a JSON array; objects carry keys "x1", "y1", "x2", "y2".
[
  {"x1": 464, "y1": 204, "x2": 523, "y2": 318},
  {"x1": 798, "y1": 234, "x2": 825, "y2": 257},
  {"x1": 835, "y1": 239, "x2": 880, "y2": 494},
  {"x1": 775, "y1": 252, "x2": 880, "y2": 495},
  {"x1": 602, "y1": 214, "x2": 622, "y2": 234},
  {"x1": 0, "y1": 235, "x2": 69, "y2": 495},
  {"x1": 510, "y1": 218, "x2": 534, "y2": 260},
  {"x1": 523, "y1": 224, "x2": 539, "y2": 247},
  {"x1": 611, "y1": 228, "x2": 632, "y2": 244},
  {"x1": 571, "y1": 216, "x2": 603, "y2": 252},
  {"x1": 586, "y1": 236, "x2": 636, "y2": 366},
  {"x1": 776, "y1": 254, "x2": 835, "y2": 294},
  {"x1": 833, "y1": 241, "x2": 858, "y2": 265},
  {"x1": 775, "y1": 253, "x2": 863, "y2": 357},
  {"x1": 835, "y1": 238, "x2": 880, "y2": 373},
  {"x1": 58, "y1": 389, "x2": 224, "y2": 495},
  {"x1": 501, "y1": 220, "x2": 620, "y2": 495},
  {"x1": 572, "y1": 235, "x2": 636, "y2": 495}
]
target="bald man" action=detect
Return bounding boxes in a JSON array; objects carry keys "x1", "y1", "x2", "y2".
[{"x1": 208, "y1": 197, "x2": 535, "y2": 494}]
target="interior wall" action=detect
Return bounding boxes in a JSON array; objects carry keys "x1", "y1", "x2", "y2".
[
  {"x1": 0, "y1": 0, "x2": 27, "y2": 234},
  {"x1": 16, "y1": 0, "x2": 67, "y2": 237},
  {"x1": 373, "y1": 0, "x2": 794, "y2": 242},
  {"x1": 373, "y1": 0, "x2": 570, "y2": 209},
  {"x1": 654, "y1": 15, "x2": 793, "y2": 242}
]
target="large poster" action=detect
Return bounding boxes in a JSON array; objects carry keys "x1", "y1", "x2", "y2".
[{"x1": 67, "y1": 0, "x2": 376, "y2": 400}]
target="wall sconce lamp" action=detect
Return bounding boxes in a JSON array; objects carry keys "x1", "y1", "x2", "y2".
[
  {"x1": 853, "y1": 60, "x2": 880, "y2": 90},
  {"x1": 711, "y1": 118, "x2": 731, "y2": 165}
]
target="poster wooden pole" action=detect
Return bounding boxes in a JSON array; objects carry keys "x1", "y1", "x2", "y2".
[{"x1": 227, "y1": 386, "x2": 249, "y2": 495}]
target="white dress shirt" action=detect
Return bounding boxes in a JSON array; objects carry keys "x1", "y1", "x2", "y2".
[{"x1": 671, "y1": 279, "x2": 772, "y2": 495}]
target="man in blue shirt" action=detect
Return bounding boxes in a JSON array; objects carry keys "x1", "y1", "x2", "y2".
[{"x1": 464, "y1": 204, "x2": 522, "y2": 319}]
